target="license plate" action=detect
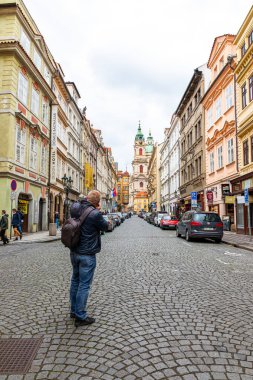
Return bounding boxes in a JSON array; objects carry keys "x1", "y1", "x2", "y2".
[{"x1": 203, "y1": 228, "x2": 214, "y2": 231}]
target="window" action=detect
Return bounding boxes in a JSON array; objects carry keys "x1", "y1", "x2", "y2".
[
  {"x1": 251, "y1": 136, "x2": 253, "y2": 162},
  {"x1": 139, "y1": 148, "x2": 143, "y2": 155},
  {"x1": 30, "y1": 136, "x2": 38, "y2": 169},
  {"x1": 208, "y1": 107, "x2": 213, "y2": 128},
  {"x1": 216, "y1": 96, "x2": 222, "y2": 119},
  {"x1": 140, "y1": 182, "x2": 143, "y2": 188},
  {"x1": 41, "y1": 145, "x2": 47, "y2": 174},
  {"x1": 34, "y1": 49, "x2": 42, "y2": 71},
  {"x1": 44, "y1": 66, "x2": 51, "y2": 85},
  {"x1": 225, "y1": 84, "x2": 233, "y2": 110},
  {"x1": 210, "y1": 152, "x2": 214, "y2": 172},
  {"x1": 31, "y1": 87, "x2": 40, "y2": 115},
  {"x1": 217, "y1": 146, "x2": 223, "y2": 169},
  {"x1": 194, "y1": 125, "x2": 197, "y2": 141},
  {"x1": 57, "y1": 158, "x2": 61, "y2": 179},
  {"x1": 241, "y1": 42, "x2": 246, "y2": 57},
  {"x1": 18, "y1": 72, "x2": 28, "y2": 105},
  {"x1": 20, "y1": 28, "x2": 30, "y2": 54},
  {"x1": 249, "y1": 76, "x2": 253, "y2": 102},
  {"x1": 16, "y1": 125, "x2": 26, "y2": 164},
  {"x1": 243, "y1": 139, "x2": 249, "y2": 166},
  {"x1": 227, "y1": 138, "x2": 234, "y2": 164},
  {"x1": 140, "y1": 165, "x2": 143, "y2": 173},
  {"x1": 249, "y1": 30, "x2": 253, "y2": 46},
  {"x1": 198, "y1": 156, "x2": 201, "y2": 175},
  {"x1": 242, "y1": 83, "x2": 247, "y2": 109},
  {"x1": 42, "y1": 98, "x2": 49, "y2": 125},
  {"x1": 198, "y1": 120, "x2": 201, "y2": 138}
]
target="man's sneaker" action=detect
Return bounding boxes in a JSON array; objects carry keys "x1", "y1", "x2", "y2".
[{"x1": 75, "y1": 316, "x2": 95, "y2": 327}]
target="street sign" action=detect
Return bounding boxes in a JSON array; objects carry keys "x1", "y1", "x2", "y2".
[
  {"x1": 10, "y1": 191, "x2": 16, "y2": 200},
  {"x1": 191, "y1": 191, "x2": 197, "y2": 208},
  {"x1": 244, "y1": 188, "x2": 249, "y2": 206},
  {"x1": 10, "y1": 179, "x2": 17, "y2": 191}
]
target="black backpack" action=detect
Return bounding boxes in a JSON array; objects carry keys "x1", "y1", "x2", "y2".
[{"x1": 61, "y1": 206, "x2": 93, "y2": 249}]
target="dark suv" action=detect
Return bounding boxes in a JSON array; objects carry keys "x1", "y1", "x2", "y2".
[{"x1": 176, "y1": 211, "x2": 223, "y2": 243}]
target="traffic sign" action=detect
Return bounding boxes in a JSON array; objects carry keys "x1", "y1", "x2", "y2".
[
  {"x1": 10, "y1": 191, "x2": 16, "y2": 201},
  {"x1": 10, "y1": 179, "x2": 17, "y2": 191},
  {"x1": 191, "y1": 191, "x2": 197, "y2": 208},
  {"x1": 244, "y1": 188, "x2": 249, "y2": 206}
]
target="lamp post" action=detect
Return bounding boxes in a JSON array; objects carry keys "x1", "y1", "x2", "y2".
[{"x1": 62, "y1": 174, "x2": 73, "y2": 221}]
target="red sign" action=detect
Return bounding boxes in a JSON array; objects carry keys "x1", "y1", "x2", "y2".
[{"x1": 206, "y1": 191, "x2": 213, "y2": 203}]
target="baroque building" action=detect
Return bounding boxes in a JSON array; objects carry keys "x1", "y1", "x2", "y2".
[
  {"x1": 116, "y1": 171, "x2": 130, "y2": 211},
  {"x1": 0, "y1": 0, "x2": 56, "y2": 232},
  {"x1": 233, "y1": 6, "x2": 253, "y2": 234},
  {"x1": 202, "y1": 34, "x2": 237, "y2": 229},
  {"x1": 130, "y1": 122, "x2": 153, "y2": 213},
  {"x1": 177, "y1": 65, "x2": 210, "y2": 213}
]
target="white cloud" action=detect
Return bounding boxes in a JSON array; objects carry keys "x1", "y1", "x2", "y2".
[{"x1": 24, "y1": 0, "x2": 252, "y2": 169}]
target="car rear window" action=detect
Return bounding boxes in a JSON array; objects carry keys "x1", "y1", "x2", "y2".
[
  {"x1": 193, "y1": 213, "x2": 221, "y2": 222},
  {"x1": 158, "y1": 213, "x2": 166, "y2": 218},
  {"x1": 163, "y1": 216, "x2": 171, "y2": 220}
]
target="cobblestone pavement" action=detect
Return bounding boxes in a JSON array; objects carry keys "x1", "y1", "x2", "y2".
[{"x1": 0, "y1": 216, "x2": 253, "y2": 380}]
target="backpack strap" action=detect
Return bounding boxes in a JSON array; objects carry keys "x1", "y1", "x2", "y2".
[{"x1": 79, "y1": 206, "x2": 94, "y2": 225}]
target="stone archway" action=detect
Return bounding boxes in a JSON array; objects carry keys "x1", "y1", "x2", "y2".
[{"x1": 17, "y1": 192, "x2": 33, "y2": 233}]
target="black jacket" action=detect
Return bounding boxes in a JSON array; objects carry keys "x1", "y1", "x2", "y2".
[
  {"x1": 12, "y1": 212, "x2": 21, "y2": 227},
  {"x1": 70, "y1": 200, "x2": 108, "y2": 255}
]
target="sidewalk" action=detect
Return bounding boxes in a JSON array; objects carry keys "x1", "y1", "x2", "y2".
[
  {"x1": 11, "y1": 229, "x2": 61, "y2": 244},
  {"x1": 222, "y1": 230, "x2": 253, "y2": 252}
]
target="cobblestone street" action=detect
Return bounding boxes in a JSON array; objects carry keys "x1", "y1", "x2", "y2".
[{"x1": 1, "y1": 216, "x2": 253, "y2": 380}]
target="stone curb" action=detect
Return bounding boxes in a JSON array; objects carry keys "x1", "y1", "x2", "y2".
[
  {"x1": 222, "y1": 239, "x2": 253, "y2": 253},
  {"x1": 10, "y1": 237, "x2": 62, "y2": 245}
]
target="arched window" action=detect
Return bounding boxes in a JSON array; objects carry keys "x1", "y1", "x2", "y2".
[
  {"x1": 140, "y1": 182, "x2": 143, "y2": 188},
  {"x1": 140, "y1": 165, "x2": 143, "y2": 173},
  {"x1": 139, "y1": 148, "x2": 143, "y2": 156}
]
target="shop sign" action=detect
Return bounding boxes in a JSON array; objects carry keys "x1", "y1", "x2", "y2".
[
  {"x1": 225, "y1": 196, "x2": 235, "y2": 204},
  {"x1": 221, "y1": 184, "x2": 230, "y2": 197},
  {"x1": 244, "y1": 188, "x2": 249, "y2": 206},
  {"x1": 18, "y1": 199, "x2": 28, "y2": 214},
  {"x1": 237, "y1": 195, "x2": 245, "y2": 204},
  {"x1": 206, "y1": 190, "x2": 213, "y2": 204}
]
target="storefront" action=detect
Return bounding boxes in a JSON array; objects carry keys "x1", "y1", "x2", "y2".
[
  {"x1": 231, "y1": 174, "x2": 253, "y2": 235},
  {"x1": 18, "y1": 194, "x2": 31, "y2": 233}
]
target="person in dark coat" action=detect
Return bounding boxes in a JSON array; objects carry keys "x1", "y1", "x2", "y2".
[
  {"x1": 0, "y1": 210, "x2": 9, "y2": 245},
  {"x1": 69, "y1": 190, "x2": 108, "y2": 327},
  {"x1": 12, "y1": 208, "x2": 22, "y2": 240}
]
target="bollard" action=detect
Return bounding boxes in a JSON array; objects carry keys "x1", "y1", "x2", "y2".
[{"x1": 49, "y1": 223, "x2": 57, "y2": 236}]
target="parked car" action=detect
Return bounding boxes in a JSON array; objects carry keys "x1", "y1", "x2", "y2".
[
  {"x1": 102, "y1": 215, "x2": 115, "y2": 231},
  {"x1": 117, "y1": 212, "x2": 125, "y2": 222},
  {"x1": 154, "y1": 212, "x2": 168, "y2": 226},
  {"x1": 176, "y1": 211, "x2": 223, "y2": 243},
  {"x1": 160, "y1": 215, "x2": 178, "y2": 229},
  {"x1": 138, "y1": 211, "x2": 145, "y2": 218},
  {"x1": 144, "y1": 212, "x2": 151, "y2": 221},
  {"x1": 109, "y1": 213, "x2": 121, "y2": 226}
]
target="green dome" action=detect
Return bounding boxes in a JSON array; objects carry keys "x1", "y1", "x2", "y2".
[
  {"x1": 145, "y1": 130, "x2": 153, "y2": 153},
  {"x1": 135, "y1": 121, "x2": 145, "y2": 142}
]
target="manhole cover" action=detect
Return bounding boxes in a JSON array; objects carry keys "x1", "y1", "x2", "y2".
[{"x1": 0, "y1": 337, "x2": 42, "y2": 374}]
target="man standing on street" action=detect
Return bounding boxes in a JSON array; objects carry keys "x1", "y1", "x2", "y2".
[
  {"x1": 0, "y1": 210, "x2": 9, "y2": 245},
  {"x1": 11, "y1": 208, "x2": 22, "y2": 240},
  {"x1": 69, "y1": 190, "x2": 108, "y2": 327}
]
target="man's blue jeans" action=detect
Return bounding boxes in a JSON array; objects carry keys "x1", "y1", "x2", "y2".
[{"x1": 70, "y1": 253, "x2": 96, "y2": 320}]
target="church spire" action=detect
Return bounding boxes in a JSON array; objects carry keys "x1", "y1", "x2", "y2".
[{"x1": 135, "y1": 121, "x2": 145, "y2": 142}]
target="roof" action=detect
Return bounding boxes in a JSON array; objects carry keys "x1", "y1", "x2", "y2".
[{"x1": 207, "y1": 34, "x2": 235, "y2": 68}]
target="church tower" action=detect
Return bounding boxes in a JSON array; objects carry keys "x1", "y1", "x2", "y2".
[{"x1": 130, "y1": 122, "x2": 154, "y2": 212}]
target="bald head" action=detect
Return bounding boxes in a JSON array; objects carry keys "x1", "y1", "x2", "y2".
[{"x1": 87, "y1": 190, "x2": 101, "y2": 207}]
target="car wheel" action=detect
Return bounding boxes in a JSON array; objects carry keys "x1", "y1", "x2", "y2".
[
  {"x1": 185, "y1": 230, "x2": 191, "y2": 241},
  {"x1": 215, "y1": 238, "x2": 222, "y2": 244},
  {"x1": 176, "y1": 228, "x2": 181, "y2": 237}
]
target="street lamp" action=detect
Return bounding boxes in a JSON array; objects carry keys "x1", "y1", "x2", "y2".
[{"x1": 62, "y1": 174, "x2": 73, "y2": 221}]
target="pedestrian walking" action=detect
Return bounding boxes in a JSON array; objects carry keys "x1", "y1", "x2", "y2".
[
  {"x1": 55, "y1": 211, "x2": 59, "y2": 229},
  {"x1": 17, "y1": 208, "x2": 24, "y2": 235},
  {"x1": 0, "y1": 210, "x2": 9, "y2": 245},
  {"x1": 12, "y1": 208, "x2": 22, "y2": 240},
  {"x1": 69, "y1": 190, "x2": 108, "y2": 327}
]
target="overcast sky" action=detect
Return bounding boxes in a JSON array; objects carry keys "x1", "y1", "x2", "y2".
[{"x1": 25, "y1": 0, "x2": 252, "y2": 171}]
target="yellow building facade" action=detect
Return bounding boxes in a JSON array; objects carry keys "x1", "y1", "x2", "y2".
[
  {"x1": 0, "y1": 0, "x2": 56, "y2": 232},
  {"x1": 116, "y1": 171, "x2": 130, "y2": 211},
  {"x1": 234, "y1": 6, "x2": 253, "y2": 234}
]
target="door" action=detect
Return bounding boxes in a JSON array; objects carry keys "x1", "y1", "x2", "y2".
[{"x1": 38, "y1": 198, "x2": 43, "y2": 231}]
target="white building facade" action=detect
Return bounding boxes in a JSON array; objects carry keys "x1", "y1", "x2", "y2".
[{"x1": 168, "y1": 114, "x2": 180, "y2": 215}]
